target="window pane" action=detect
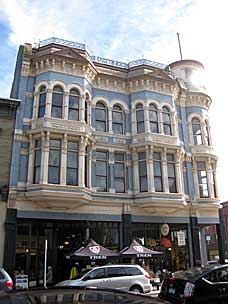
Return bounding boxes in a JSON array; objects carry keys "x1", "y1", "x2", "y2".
[
  {"x1": 150, "y1": 122, "x2": 158, "y2": 133},
  {"x1": 67, "y1": 152, "x2": 77, "y2": 168},
  {"x1": 137, "y1": 122, "x2": 145, "y2": 133},
  {"x1": 113, "y1": 123, "x2": 123, "y2": 134},
  {"x1": 66, "y1": 168, "x2": 78, "y2": 185},
  {"x1": 52, "y1": 93, "x2": 63, "y2": 106},
  {"x1": 69, "y1": 95, "x2": 79, "y2": 109},
  {"x1": 35, "y1": 149, "x2": 41, "y2": 166},
  {"x1": 149, "y1": 110, "x2": 158, "y2": 121},
  {"x1": 50, "y1": 139, "x2": 61, "y2": 148},
  {"x1": 38, "y1": 106, "x2": 45, "y2": 118},
  {"x1": 39, "y1": 93, "x2": 46, "y2": 106},
  {"x1": 136, "y1": 110, "x2": 144, "y2": 121},
  {"x1": 48, "y1": 167, "x2": 60, "y2": 184},
  {"x1": 167, "y1": 154, "x2": 174, "y2": 162},
  {"x1": 96, "y1": 108, "x2": 106, "y2": 120},
  {"x1": 96, "y1": 161, "x2": 107, "y2": 176},
  {"x1": 153, "y1": 152, "x2": 161, "y2": 160},
  {"x1": 96, "y1": 176, "x2": 107, "y2": 192},
  {"x1": 169, "y1": 178, "x2": 177, "y2": 193},
  {"x1": 140, "y1": 176, "x2": 148, "y2": 192},
  {"x1": 113, "y1": 111, "x2": 122, "y2": 122},
  {"x1": 51, "y1": 106, "x2": 62, "y2": 118},
  {"x1": 96, "y1": 152, "x2": 107, "y2": 159},
  {"x1": 68, "y1": 109, "x2": 79, "y2": 120},
  {"x1": 154, "y1": 176, "x2": 163, "y2": 192},
  {"x1": 115, "y1": 178, "x2": 125, "y2": 193},
  {"x1": 163, "y1": 112, "x2": 170, "y2": 124},
  {"x1": 68, "y1": 142, "x2": 78, "y2": 150},
  {"x1": 138, "y1": 152, "x2": 146, "y2": 160},
  {"x1": 168, "y1": 163, "x2": 175, "y2": 177},
  {"x1": 114, "y1": 163, "x2": 124, "y2": 178},
  {"x1": 34, "y1": 167, "x2": 40, "y2": 184},
  {"x1": 139, "y1": 161, "x2": 147, "y2": 177},
  {"x1": 164, "y1": 124, "x2": 172, "y2": 135},
  {"x1": 49, "y1": 150, "x2": 60, "y2": 166},
  {"x1": 115, "y1": 154, "x2": 124, "y2": 161},
  {"x1": 154, "y1": 162, "x2": 162, "y2": 176},
  {"x1": 96, "y1": 121, "x2": 106, "y2": 132}
]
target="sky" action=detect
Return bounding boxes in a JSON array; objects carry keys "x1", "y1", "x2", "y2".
[{"x1": 0, "y1": 0, "x2": 227, "y2": 200}]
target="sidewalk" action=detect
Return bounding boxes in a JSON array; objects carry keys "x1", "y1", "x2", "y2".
[{"x1": 148, "y1": 287, "x2": 160, "y2": 297}]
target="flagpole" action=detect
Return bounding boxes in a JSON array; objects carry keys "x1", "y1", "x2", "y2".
[
  {"x1": 44, "y1": 239, "x2": 47, "y2": 288},
  {"x1": 177, "y1": 33, "x2": 183, "y2": 60}
]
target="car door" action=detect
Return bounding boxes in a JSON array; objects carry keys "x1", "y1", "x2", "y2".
[
  {"x1": 105, "y1": 267, "x2": 128, "y2": 291},
  {"x1": 214, "y1": 267, "x2": 228, "y2": 304},
  {"x1": 82, "y1": 268, "x2": 108, "y2": 288}
]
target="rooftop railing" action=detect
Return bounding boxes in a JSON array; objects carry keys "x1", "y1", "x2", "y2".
[{"x1": 35, "y1": 37, "x2": 167, "y2": 70}]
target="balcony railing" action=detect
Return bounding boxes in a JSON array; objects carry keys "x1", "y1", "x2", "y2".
[{"x1": 35, "y1": 37, "x2": 167, "y2": 70}]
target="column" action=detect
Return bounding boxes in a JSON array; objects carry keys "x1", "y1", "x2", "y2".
[
  {"x1": 78, "y1": 137, "x2": 86, "y2": 187},
  {"x1": 27, "y1": 134, "x2": 35, "y2": 185},
  {"x1": 199, "y1": 226, "x2": 208, "y2": 266},
  {"x1": 126, "y1": 153, "x2": 133, "y2": 194},
  {"x1": 88, "y1": 100, "x2": 92, "y2": 126},
  {"x1": 190, "y1": 216, "x2": 201, "y2": 266},
  {"x1": 45, "y1": 89, "x2": 52, "y2": 118},
  {"x1": 122, "y1": 203, "x2": 132, "y2": 247},
  {"x1": 60, "y1": 134, "x2": 67, "y2": 185},
  {"x1": 158, "y1": 109, "x2": 163, "y2": 134},
  {"x1": 63, "y1": 92, "x2": 69, "y2": 120},
  {"x1": 188, "y1": 121, "x2": 193, "y2": 145},
  {"x1": 162, "y1": 147, "x2": 169, "y2": 192},
  {"x1": 40, "y1": 132, "x2": 49, "y2": 184},
  {"x1": 88, "y1": 144, "x2": 93, "y2": 188},
  {"x1": 32, "y1": 92, "x2": 39, "y2": 119},
  {"x1": 132, "y1": 149, "x2": 139, "y2": 193},
  {"x1": 212, "y1": 160, "x2": 219, "y2": 198},
  {"x1": 144, "y1": 107, "x2": 150, "y2": 133},
  {"x1": 108, "y1": 107, "x2": 112, "y2": 133},
  {"x1": 201, "y1": 122, "x2": 206, "y2": 145},
  {"x1": 146, "y1": 145, "x2": 154, "y2": 192},
  {"x1": 171, "y1": 111, "x2": 178, "y2": 136}
]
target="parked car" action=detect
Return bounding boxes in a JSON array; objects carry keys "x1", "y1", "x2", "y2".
[
  {"x1": 159, "y1": 264, "x2": 228, "y2": 304},
  {"x1": 0, "y1": 268, "x2": 13, "y2": 291},
  {"x1": 0, "y1": 287, "x2": 169, "y2": 304},
  {"x1": 56, "y1": 264, "x2": 152, "y2": 294}
]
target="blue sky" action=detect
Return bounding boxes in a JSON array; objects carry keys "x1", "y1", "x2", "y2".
[{"x1": 0, "y1": 0, "x2": 228, "y2": 200}]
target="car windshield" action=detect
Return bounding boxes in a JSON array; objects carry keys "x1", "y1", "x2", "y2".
[
  {"x1": 71, "y1": 269, "x2": 91, "y2": 280},
  {"x1": 173, "y1": 266, "x2": 215, "y2": 281}
]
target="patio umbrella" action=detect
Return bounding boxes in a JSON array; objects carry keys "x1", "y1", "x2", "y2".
[
  {"x1": 71, "y1": 239, "x2": 119, "y2": 260},
  {"x1": 119, "y1": 239, "x2": 164, "y2": 258}
]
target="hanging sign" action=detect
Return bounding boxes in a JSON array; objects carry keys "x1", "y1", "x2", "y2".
[
  {"x1": 161, "y1": 224, "x2": 169, "y2": 236},
  {"x1": 177, "y1": 231, "x2": 186, "y2": 246}
]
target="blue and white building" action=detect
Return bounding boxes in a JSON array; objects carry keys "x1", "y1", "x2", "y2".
[{"x1": 4, "y1": 37, "x2": 221, "y2": 283}]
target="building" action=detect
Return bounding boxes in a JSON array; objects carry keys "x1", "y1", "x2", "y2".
[
  {"x1": 0, "y1": 97, "x2": 19, "y2": 266},
  {"x1": 4, "y1": 37, "x2": 221, "y2": 283}
]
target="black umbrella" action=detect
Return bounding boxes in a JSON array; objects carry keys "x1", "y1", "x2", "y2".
[
  {"x1": 71, "y1": 239, "x2": 119, "y2": 260},
  {"x1": 119, "y1": 239, "x2": 164, "y2": 258}
]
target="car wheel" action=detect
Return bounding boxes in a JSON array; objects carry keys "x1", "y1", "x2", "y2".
[{"x1": 130, "y1": 285, "x2": 143, "y2": 293}]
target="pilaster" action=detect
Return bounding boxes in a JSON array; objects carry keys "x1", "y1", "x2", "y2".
[
  {"x1": 40, "y1": 132, "x2": 49, "y2": 184},
  {"x1": 162, "y1": 147, "x2": 169, "y2": 192},
  {"x1": 132, "y1": 149, "x2": 139, "y2": 193},
  {"x1": 45, "y1": 89, "x2": 52, "y2": 118},
  {"x1": 78, "y1": 137, "x2": 86, "y2": 187},
  {"x1": 60, "y1": 134, "x2": 67, "y2": 185},
  {"x1": 27, "y1": 134, "x2": 35, "y2": 184}
]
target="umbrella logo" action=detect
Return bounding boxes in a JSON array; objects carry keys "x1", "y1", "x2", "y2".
[
  {"x1": 89, "y1": 246, "x2": 100, "y2": 254},
  {"x1": 133, "y1": 245, "x2": 144, "y2": 253}
]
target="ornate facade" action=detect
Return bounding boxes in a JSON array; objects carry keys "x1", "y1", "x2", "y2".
[{"x1": 4, "y1": 37, "x2": 221, "y2": 283}]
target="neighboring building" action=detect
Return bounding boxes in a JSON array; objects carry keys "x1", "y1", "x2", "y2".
[
  {"x1": 4, "y1": 37, "x2": 221, "y2": 283},
  {"x1": 0, "y1": 97, "x2": 19, "y2": 266}
]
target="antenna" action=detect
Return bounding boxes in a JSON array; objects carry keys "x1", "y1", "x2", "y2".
[{"x1": 177, "y1": 33, "x2": 183, "y2": 60}]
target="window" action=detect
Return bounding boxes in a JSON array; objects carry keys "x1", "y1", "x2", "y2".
[
  {"x1": 48, "y1": 139, "x2": 61, "y2": 184},
  {"x1": 66, "y1": 142, "x2": 78, "y2": 186},
  {"x1": 138, "y1": 152, "x2": 148, "y2": 192},
  {"x1": 112, "y1": 105, "x2": 123, "y2": 134},
  {"x1": 197, "y1": 162, "x2": 209, "y2": 198},
  {"x1": 136, "y1": 103, "x2": 145, "y2": 133},
  {"x1": 205, "y1": 122, "x2": 210, "y2": 146},
  {"x1": 85, "y1": 94, "x2": 89, "y2": 124},
  {"x1": 211, "y1": 164, "x2": 217, "y2": 198},
  {"x1": 167, "y1": 154, "x2": 177, "y2": 193},
  {"x1": 33, "y1": 139, "x2": 41, "y2": 183},
  {"x1": 68, "y1": 89, "x2": 79, "y2": 121},
  {"x1": 125, "y1": 267, "x2": 142, "y2": 276},
  {"x1": 114, "y1": 153, "x2": 125, "y2": 193},
  {"x1": 192, "y1": 118, "x2": 202, "y2": 145},
  {"x1": 162, "y1": 106, "x2": 172, "y2": 135},
  {"x1": 38, "y1": 86, "x2": 46, "y2": 118},
  {"x1": 107, "y1": 267, "x2": 126, "y2": 277},
  {"x1": 95, "y1": 102, "x2": 107, "y2": 132},
  {"x1": 51, "y1": 86, "x2": 63, "y2": 118},
  {"x1": 149, "y1": 103, "x2": 159, "y2": 133},
  {"x1": 153, "y1": 152, "x2": 163, "y2": 192},
  {"x1": 96, "y1": 151, "x2": 108, "y2": 192},
  {"x1": 85, "y1": 268, "x2": 106, "y2": 280}
]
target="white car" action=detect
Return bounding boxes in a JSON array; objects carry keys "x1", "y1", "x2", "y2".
[{"x1": 56, "y1": 264, "x2": 152, "y2": 293}]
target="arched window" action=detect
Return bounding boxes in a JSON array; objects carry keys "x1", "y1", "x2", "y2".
[
  {"x1": 205, "y1": 121, "x2": 210, "y2": 146},
  {"x1": 95, "y1": 102, "x2": 107, "y2": 132},
  {"x1": 85, "y1": 94, "x2": 89, "y2": 124},
  {"x1": 149, "y1": 103, "x2": 158, "y2": 133},
  {"x1": 192, "y1": 118, "x2": 202, "y2": 145},
  {"x1": 38, "y1": 86, "x2": 46, "y2": 118},
  {"x1": 136, "y1": 103, "x2": 145, "y2": 133},
  {"x1": 162, "y1": 106, "x2": 172, "y2": 135},
  {"x1": 51, "y1": 86, "x2": 63, "y2": 118},
  {"x1": 112, "y1": 104, "x2": 124, "y2": 134},
  {"x1": 68, "y1": 89, "x2": 79, "y2": 121}
]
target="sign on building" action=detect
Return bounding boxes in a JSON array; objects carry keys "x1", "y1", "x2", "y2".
[
  {"x1": 177, "y1": 231, "x2": 186, "y2": 246},
  {"x1": 15, "y1": 275, "x2": 29, "y2": 290}
]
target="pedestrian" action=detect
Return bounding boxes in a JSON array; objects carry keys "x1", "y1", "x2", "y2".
[{"x1": 47, "y1": 266, "x2": 53, "y2": 284}]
